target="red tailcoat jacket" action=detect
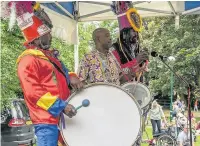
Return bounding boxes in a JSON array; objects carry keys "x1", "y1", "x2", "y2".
[{"x1": 17, "y1": 48, "x2": 70, "y2": 125}]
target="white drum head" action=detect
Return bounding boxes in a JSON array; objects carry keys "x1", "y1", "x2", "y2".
[
  {"x1": 60, "y1": 83, "x2": 141, "y2": 146},
  {"x1": 122, "y1": 82, "x2": 151, "y2": 109}
]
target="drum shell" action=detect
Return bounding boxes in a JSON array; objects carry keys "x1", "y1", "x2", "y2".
[{"x1": 122, "y1": 82, "x2": 152, "y2": 110}]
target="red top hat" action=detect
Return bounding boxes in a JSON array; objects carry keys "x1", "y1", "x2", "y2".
[
  {"x1": 7, "y1": 1, "x2": 51, "y2": 46},
  {"x1": 17, "y1": 12, "x2": 51, "y2": 46}
]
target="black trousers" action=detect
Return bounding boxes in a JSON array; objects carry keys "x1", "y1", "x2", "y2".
[{"x1": 151, "y1": 119, "x2": 161, "y2": 135}]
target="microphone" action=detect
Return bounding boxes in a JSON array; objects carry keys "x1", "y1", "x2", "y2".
[
  {"x1": 151, "y1": 51, "x2": 158, "y2": 57},
  {"x1": 151, "y1": 51, "x2": 192, "y2": 146},
  {"x1": 151, "y1": 51, "x2": 167, "y2": 60}
]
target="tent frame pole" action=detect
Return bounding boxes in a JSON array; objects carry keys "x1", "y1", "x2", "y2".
[
  {"x1": 54, "y1": 2, "x2": 74, "y2": 19},
  {"x1": 79, "y1": 9, "x2": 111, "y2": 19},
  {"x1": 168, "y1": 1, "x2": 176, "y2": 15},
  {"x1": 80, "y1": 1, "x2": 111, "y2": 6},
  {"x1": 74, "y1": 1, "x2": 79, "y2": 72},
  {"x1": 182, "y1": 7, "x2": 200, "y2": 15},
  {"x1": 135, "y1": 7, "x2": 173, "y2": 14},
  {"x1": 74, "y1": 22, "x2": 79, "y2": 72}
]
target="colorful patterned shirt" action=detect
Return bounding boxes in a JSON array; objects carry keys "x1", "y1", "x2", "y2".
[{"x1": 77, "y1": 50, "x2": 121, "y2": 85}]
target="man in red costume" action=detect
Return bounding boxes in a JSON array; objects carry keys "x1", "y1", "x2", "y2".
[{"x1": 5, "y1": 2, "x2": 82, "y2": 146}]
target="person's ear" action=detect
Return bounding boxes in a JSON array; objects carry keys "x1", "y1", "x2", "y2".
[{"x1": 96, "y1": 36, "x2": 100, "y2": 42}]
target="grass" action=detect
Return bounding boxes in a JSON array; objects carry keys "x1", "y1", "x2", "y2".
[{"x1": 196, "y1": 117, "x2": 200, "y2": 121}]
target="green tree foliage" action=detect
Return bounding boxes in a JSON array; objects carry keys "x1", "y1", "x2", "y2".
[
  {"x1": 141, "y1": 15, "x2": 200, "y2": 99},
  {"x1": 1, "y1": 20, "x2": 24, "y2": 106},
  {"x1": 78, "y1": 22, "x2": 96, "y2": 59},
  {"x1": 51, "y1": 38, "x2": 74, "y2": 71}
]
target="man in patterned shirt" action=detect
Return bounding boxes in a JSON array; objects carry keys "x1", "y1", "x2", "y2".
[{"x1": 77, "y1": 28, "x2": 121, "y2": 85}]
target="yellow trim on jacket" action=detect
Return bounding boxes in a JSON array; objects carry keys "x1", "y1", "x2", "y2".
[{"x1": 16, "y1": 49, "x2": 49, "y2": 64}]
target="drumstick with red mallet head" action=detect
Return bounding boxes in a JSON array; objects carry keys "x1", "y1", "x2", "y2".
[{"x1": 75, "y1": 99, "x2": 90, "y2": 111}]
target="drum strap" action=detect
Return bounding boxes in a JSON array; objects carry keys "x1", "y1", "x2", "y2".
[
  {"x1": 48, "y1": 59, "x2": 73, "y2": 90},
  {"x1": 109, "y1": 48, "x2": 130, "y2": 82},
  {"x1": 60, "y1": 112, "x2": 66, "y2": 129},
  {"x1": 50, "y1": 60, "x2": 66, "y2": 78}
]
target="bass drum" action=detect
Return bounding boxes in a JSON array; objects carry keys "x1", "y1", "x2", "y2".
[{"x1": 60, "y1": 83, "x2": 142, "y2": 146}]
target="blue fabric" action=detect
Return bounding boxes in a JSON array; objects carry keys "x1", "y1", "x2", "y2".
[
  {"x1": 41, "y1": 2, "x2": 74, "y2": 18},
  {"x1": 178, "y1": 102, "x2": 182, "y2": 108},
  {"x1": 34, "y1": 124, "x2": 59, "y2": 146},
  {"x1": 48, "y1": 98, "x2": 67, "y2": 117},
  {"x1": 61, "y1": 61, "x2": 70, "y2": 85},
  {"x1": 41, "y1": 3, "x2": 68, "y2": 17},
  {"x1": 185, "y1": 1, "x2": 200, "y2": 10},
  {"x1": 59, "y1": 2, "x2": 74, "y2": 15}
]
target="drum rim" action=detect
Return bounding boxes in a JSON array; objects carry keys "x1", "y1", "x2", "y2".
[
  {"x1": 122, "y1": 82, "x2": 152, "y2": 109},
  {"x1": 59, "y1": 82, "x2": 142, "y2": 146}
]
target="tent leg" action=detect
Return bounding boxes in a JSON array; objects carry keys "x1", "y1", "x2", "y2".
[{"x1": 74, "y1": 22, "x2": 79, "y2": 72}]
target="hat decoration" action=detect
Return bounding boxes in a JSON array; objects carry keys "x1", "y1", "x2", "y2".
[{"x1": 1, "y1": 1, "x2": 53, "y2": 46}]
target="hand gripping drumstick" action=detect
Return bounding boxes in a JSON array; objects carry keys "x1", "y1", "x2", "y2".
[
  {"x1": 60, "y1": 99, "x2": 90, "y2": 129},
  {"x1": 75, "y1": 99, "x2": 90, "y2": 111},
  {"x1": 132, "y1": 71, "x2": 143, "y2": 94}
]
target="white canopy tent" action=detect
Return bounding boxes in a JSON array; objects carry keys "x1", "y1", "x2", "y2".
[{"x1": 40, "y1": 1, "x2": 200, "y2": 71}]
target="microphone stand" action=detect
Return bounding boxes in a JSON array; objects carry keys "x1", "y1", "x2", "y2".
[{"x1": 158, "y1": 57, "x2": 192, "y2": 146}]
